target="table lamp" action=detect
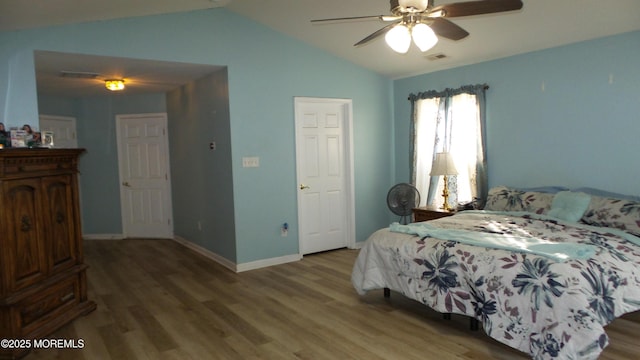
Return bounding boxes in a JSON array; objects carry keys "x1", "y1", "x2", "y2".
[{"x1": 430, "y1": 152, "x2": 458, "y2": 211}]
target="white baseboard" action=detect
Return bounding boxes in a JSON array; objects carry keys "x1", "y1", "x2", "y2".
[
  {"x1": 172, "y1": 236, "x2": 237, "y2": 272},
  {"x1": 83, "y1": 234, "x2": 124, "y2": 240},
  {"x1": 84, "y1": 234, "x2": 302, "y2": 272},
  {"x1": 236, "y1": 253, "x2": 302, "y2": 272},
  {"x1": 172, "y1": 236, "x2": 302, "y2": 273}
]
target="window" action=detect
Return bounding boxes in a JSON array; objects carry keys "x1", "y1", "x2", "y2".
[{"x1": 409, "y1": 85, "x2": 488, "y2": 210}]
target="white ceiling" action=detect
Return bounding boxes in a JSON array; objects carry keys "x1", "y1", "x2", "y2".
[
  {"x1": 224, "y1": 0, "x2": 640, "y2": 79},
  {"x1": 4, "y1": 0, "x2": 640, "y2": 96}
]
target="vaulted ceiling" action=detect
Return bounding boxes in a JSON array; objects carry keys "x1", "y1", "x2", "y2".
[{"x1": 4, "y1": 0, "x2": 639, "y2": 96}]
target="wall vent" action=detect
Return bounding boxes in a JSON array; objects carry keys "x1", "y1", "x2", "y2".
[
  {"x1": 426, "y1": 53, "x2": 448, "y2": 61},
  {"x1": 59, "y1": 70, "x2": 101, "y2": 79}
]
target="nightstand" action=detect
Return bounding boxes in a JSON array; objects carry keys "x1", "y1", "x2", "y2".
[{"x1": 412, "y1": 207, "x2": 455, "y2": 222}]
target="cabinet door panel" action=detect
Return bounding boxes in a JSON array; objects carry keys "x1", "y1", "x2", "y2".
[
  {"x1": 41, "y1": 175, "x2": 77, "y2": 273},
  {"x1": 2, "y1": 179, "x2": 47, "y2": 291}
]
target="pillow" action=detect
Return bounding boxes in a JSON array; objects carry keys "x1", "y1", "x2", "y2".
[
  {"x1": 516, "y1": 186, "x2": 569, "y2": 194},
  {"x1": 581, "y1": 195, "x2": 640, "y2": 237},
  {"x1": 484, "y1": 186, "x2": 555, "y2": 214},
  {"x1": 573, "y1": 187, "x2": 640, "y2": 202},
  {"x1": 547, "y1": 191, "x2": 591, "y2": 222}
]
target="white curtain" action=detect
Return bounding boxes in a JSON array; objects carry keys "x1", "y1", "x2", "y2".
[
  {"x1": 409, "y1": 85, "x2": 488, "y2": 209},
  {"x1": 414, "y1": 97, "x2": 440, "y2": 205}
]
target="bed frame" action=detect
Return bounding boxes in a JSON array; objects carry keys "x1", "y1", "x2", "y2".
[{"x1": 383, "y1": 287, "x2": 480, "y2": 330}]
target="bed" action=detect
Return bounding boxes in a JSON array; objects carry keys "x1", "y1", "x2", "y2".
[{"x1": 352, "y1": 186, "x2": 640, "y2": 359}]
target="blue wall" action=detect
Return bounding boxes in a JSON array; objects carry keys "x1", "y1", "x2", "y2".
[
  {"x1": 37, "y1": 95, "x2": 76, "y2": 117},
  {"x1": 12, "y1": 8, "x2": 630, "y2": 265},
  {"x1": 393, "y1": 30, "x2": 640, "y2": 197},
  {"x1": 167, "y1": 70, "x2": 237, "y2": 262},
  {"x1": 0, "y1": 8, "x2": 394, "y2": 264}
]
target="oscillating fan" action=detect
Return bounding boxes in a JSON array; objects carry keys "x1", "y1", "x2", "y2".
[{"x1": 387, "y1": 183, "x2": 421, "y2": 224}]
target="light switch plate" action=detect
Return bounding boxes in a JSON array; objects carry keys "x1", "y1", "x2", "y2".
[{"x1": 242, "y1": 157, "x2": 260, "y2": 167}]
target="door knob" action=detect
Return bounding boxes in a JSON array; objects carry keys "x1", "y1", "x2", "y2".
[
  {"x1": 122, "y1": 181, "x2": 131, "y2": 187},
  {"x1": 300, "y1": 184, "x2": 310, "y2": 190}
]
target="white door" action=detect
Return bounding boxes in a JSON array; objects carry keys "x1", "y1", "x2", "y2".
[
  {"x1": 295, "y1": 97, "x2": 355, "y2": 255},
  {"x1": 116, "y1": 113, "x2": 173, "y2": 239},
  {"x1": 39, "y1": 115, "x2": 78, "y2": 148}
]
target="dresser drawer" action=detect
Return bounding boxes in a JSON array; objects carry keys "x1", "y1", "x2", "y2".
[
  {"x1": 1, "y1": 155, "x2": 75, "y2": 176},
  {"x1": 19, "y1": 276, "x2": 79, "y2": 334}
]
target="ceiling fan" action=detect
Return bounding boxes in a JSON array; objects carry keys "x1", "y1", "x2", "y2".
[{"x1": 311, "y1": 0, "x2": 523, "y2": 54}]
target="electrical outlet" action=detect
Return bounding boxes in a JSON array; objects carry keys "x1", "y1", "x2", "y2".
[{"x1": 209, "y1": 142, "x2": 216, "y2": 150}]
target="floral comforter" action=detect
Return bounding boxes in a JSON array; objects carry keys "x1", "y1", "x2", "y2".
[{"x1": 352, "y1": 211, "x2": 640, "y2": 359}]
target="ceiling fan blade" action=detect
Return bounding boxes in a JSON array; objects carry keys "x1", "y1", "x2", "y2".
[
  {"x1": 430, "y1": 0, "x2": 523, "y2": 18},
  {"x1": 429, "y1": 18, "x2": 469, "y2": 41},
  {"x1": 354, "y1": 22, "x2": 400, "y2": 47},
  {"x1": 311, "y1": 15, "x2": 388, "y2": 23}
]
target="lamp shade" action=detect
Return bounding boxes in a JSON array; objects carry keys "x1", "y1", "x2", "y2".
[
  {"x1": 430, "y1": 152, "x2": 458, "y2": 176},
  {"x1": 385, "y1": 24, "x2": 411, "y2": 54},
  {"x1": 412, "y1": 23, "x2": 438, "y2": 52}
]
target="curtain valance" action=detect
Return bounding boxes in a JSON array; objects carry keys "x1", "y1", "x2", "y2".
[{"x1": 408, "y1": 84, "x2": 489, "y2": 102}]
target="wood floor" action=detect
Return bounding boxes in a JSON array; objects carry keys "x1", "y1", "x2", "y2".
[{"x1": 26, "y1": 239, "x2": 640, "y2": 359}]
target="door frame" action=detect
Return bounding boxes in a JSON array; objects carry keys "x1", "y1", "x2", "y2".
[
  {"x1": 115, "y1": 112, "x2": 174, "y2": 239},
  {"x1": 294, "y1": 97, "x2": 356, "y2": 254}
]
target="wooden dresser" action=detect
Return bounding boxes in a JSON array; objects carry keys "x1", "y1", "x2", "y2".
[{"x1": 0, "y1": 149, "x2": 96, "y2": 359}]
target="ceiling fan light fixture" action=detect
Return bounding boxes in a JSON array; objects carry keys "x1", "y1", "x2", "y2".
[
  {"x1": 396, "y1": 0, "x2": 430, "y2": 13},
  {"x1": 105, "y1": 79, "x2": 125, "y2": 91},
  {"x1": 411, "y1": 23, "x2": 438, "y2": 52},
  {"x1": 385, "y1": 24, "x2": 411, "y2": 54}
]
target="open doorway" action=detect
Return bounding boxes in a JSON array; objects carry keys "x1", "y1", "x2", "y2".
[{"x1": 34, "y1": 50, "x2": 223, "y2": 239}]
